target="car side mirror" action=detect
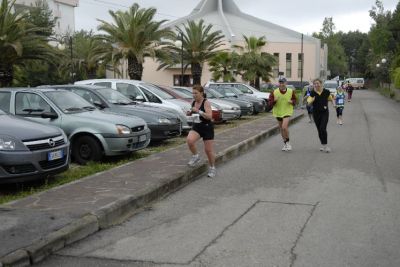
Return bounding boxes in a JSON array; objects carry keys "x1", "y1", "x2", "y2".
[
  {"x1": 41, "y1": 112, "x2": 58, "y2": 119},
  {"x1": 135, "y1": 95, "x2": 145, "y2": 101},
  {"x1": 93, "y1": 101, "x2": 106, "y2": 109}
]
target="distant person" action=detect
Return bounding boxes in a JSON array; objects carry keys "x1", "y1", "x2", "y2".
[
  {"x1": 307, "y1": 78, "x2": 336, "y2": 153},
  {"x1": 346, "y1": 81, "x2": 354, "y2": 102},
  {"x1": 186, "y1": 85, "x2": 216, "y2": 178},
  {"x1": 335, "y1": 86, "x2": 346, "y2": 125},
  {"x1": 303, "y1": 84, "x2": 314, "y2": 123},
  {"x1": 268, "y1": 77, "x2": 297, "y2": 151}
]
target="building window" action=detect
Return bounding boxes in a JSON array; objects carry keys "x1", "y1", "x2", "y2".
[
  {"x1": 173, "y1": 75, "x2": 193, "y2": 87},
  {"x1": 297, "y1": 53, "x2": 303, "y2": 78},
  {"x1": 272, "y1": 53, "x2": 279, "y2": 78},
  {"x1": 286, "y1": 53, "x2": 292, "y2": 78}
]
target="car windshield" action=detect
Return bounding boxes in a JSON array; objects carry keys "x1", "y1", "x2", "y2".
[
  {"x1": 44, "y1": 91, "x2": 96, "y2": 113},
  {"x1": 218, "y1": 87, "x2": 238, "y2": 97},
  {"x1": 97, "y1": 88, "x2": 134, "y2": 105},
  {"x1": 324, "y1": 83, "x2": 337, "y2": 89},
  {"x1": 230, "y1": 87, "x2": 244, "y2": 96},
  {"x1": 172, "y1": 89, "x2": 192, "y2": 99},
  {"x1": 206, "y1": 89, "x2": 224, "y2": 99},
  {"x1": 141, "y1": 83, "x2": 174, "y2": 99}
]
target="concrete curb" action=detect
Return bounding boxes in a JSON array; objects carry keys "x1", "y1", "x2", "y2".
[{"x1": 0, "y1": 113, "x2": 303, "y2": 266}]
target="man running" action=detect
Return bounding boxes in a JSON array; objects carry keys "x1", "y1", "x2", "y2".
[{"x1": 268, "y1": 77, "x2": 297, "y2": 151}]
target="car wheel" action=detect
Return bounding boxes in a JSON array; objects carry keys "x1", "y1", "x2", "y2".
[
  {"x1": 72, "y1": 136, "x2": 103, "y2": 165},
  {"x1": 250, "y1": 105, "x2": 256, "y2": 115}
]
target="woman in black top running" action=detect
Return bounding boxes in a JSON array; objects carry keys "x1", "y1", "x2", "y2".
[
  {"x1": 307, "y1": 78, "x2": 336, "y2": 153},
  {"x1": 186, "y1": 85, "x2": 216, "y2": 178}
]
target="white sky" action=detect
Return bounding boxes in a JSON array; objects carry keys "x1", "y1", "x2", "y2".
[{"x1": 75, "y1": 0, "x2": 399, "y2": 35}]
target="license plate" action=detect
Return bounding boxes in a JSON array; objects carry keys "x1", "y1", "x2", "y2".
[
  {"x1": 139, "y1": 135, "x2": 147, "y2": 142},
  {"x1": 47, "y1": 150, "x2": 63, "y2": 161}
]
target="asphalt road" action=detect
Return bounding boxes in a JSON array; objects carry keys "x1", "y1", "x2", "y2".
[{"x1": 37, "y1": 89, "x2": 400, "y2": 267}]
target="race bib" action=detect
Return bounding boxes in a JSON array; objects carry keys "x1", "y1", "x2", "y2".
[{"x1": 338, "y1": 99, "x2": 344, "y2": 105}]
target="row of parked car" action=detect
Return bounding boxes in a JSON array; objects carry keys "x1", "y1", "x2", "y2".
[{"x1": 0, "y1": 80, "x2": 270, "y2": 183}]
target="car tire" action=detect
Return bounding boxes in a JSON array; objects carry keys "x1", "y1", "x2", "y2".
[
  {"x1": 72, "y1": 136, "x2": 103, "y2": 165},
  {"x1": 250, "y1": 105, "x2": 256, "y2": 115}
]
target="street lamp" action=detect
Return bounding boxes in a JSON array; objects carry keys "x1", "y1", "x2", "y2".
[{"x1": 174, "y1": 34, "x2": 184, "y2": 86}]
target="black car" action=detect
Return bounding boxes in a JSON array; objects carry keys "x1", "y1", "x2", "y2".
[
  {"x1": 0, "y1": 109, "x2": 69, "y2": 183},
  {"x1": 40, "y1": 85, "x2": 182, "y2": 141}
]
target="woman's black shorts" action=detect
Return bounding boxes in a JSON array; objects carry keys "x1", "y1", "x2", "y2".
[{"x1": 192, "y1": 122, "x2": 214, "y2": 140}]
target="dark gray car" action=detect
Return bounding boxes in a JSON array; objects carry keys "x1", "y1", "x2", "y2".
[
  {"x1": 0, "y1": 109, "x2": 69, "y2": 183},
  {"x1": 205, "y1": 88, "x2": 254, "y2": 116},
  {"x1": 210, "y1": 86, "x2": 266, "y2": 114},
  {"x1": 41, "y1": 85, "x2": 182, "y2": 141}
]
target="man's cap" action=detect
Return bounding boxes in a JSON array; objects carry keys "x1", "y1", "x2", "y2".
[{"x1": 278, "y1": 77, "x2": 287, "y2": 83}]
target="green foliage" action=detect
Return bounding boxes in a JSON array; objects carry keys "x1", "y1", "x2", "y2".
[
  {"x1": 0, "y1": 0, "x2": 55, "y2": 87},
  {"x1": 208, "y1": 51, "x2": 238, "y2": 82},
  {"x1": 26, "y1": 0, "x2": 57, "y2": 37},
  {"x1": 393, "y1": 67, "x2": 400, "y2": 89},
  {"x1": 233, "y1": 35, "x2": 276, "y2": 88},
  {"x1": 158, "y1": 19, "x2": 224, "y2": 85},
  {"x1": 97, "y1": 3, "x2": 173, "y2": 80}
]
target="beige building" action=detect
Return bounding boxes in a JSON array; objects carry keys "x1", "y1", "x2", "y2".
[
  {"x1": 112, "y1": 0, "x2": 328, "y2": 87},
  {"x1": 15, "y1": 0, "x2": 79, "y2": 35}
]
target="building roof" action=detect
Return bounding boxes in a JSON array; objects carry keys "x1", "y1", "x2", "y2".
[{"x1": 163, "y1": 0, "x2": 319, "y2": 44}]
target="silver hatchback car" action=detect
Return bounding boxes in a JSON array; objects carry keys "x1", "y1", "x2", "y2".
[
  {"x1": 0, "y1": 88, "x2": 151, "y2": 164},
  {"x1": 0, "y1": 109, "x2": 69, "y2": 183}
]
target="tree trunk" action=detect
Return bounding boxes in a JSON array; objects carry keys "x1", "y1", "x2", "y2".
[
  {"x1": 87, "y1": 68, "x2": 97, "y2": 79},
  {"x1": 0, "y1": 65, "x2": 13, "y2": 87},
  {"x1": 254, "y1": 76, "x2": 260, "y2": 89},
  {"x1": 128, "y1": 56, "x2": 143, "y2": 80},
  {"x1": 191, "y1": 63, "x2": 202, "y2": 85}
]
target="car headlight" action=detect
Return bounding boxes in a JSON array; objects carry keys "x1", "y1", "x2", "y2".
[
  {"x1": 116, "y1": 124, "x2": 131, "y2": 135},
  {"x1": 232, "y1": 107, "x2": 239, "y2": 110},
  {"x1": 0, "y1": 135, "x2": 26, "y2": 151},
  {"x1": 247, "y1": 103, "x2": 253, "y2": 108},
  {"x1": 158, "y1": 118, "x2": 172, "y2": 124}
]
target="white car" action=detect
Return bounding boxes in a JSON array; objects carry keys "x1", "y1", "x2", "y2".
[
  {"x1": 75, "y1": 79, "x2": 191, "y2": 131},
  {"x1": 323, "y1": 80, "x2": 339, "y2": 96}
]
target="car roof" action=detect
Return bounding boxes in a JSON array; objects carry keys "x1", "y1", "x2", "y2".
[
  {"x1": 76, "y1": 79, "x2": 145, "y2": 85},
  {"x1": 1, "y1": 87, "x2": 63, "y2": 93},
  {"x1": 40, "y1": 84, "x2": 109, "y2": 91}
]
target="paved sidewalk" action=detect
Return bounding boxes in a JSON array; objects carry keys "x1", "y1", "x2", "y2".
[{"x1": 0, "y1": 112, "x2": 303, "y2": 266}]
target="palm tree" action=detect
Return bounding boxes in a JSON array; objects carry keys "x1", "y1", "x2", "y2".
[
  {"x1": 159, "y1": 19, "x2": 224, "y2": 85},
  {"x1": 208, "y1": 51, "x2": 239, "y2": 82},
  {"x1": 97, "y1": 3, "x2": 173, "y2": 80},
  {"x1": 0, "y1": 0, "x2": 53, "y2": 87},
  {"x1": 234, "y1": 35, "x2": 276, "y2": 88},
  {"x1": 73, "y1": 31, "x2": 109, "y2": 79}
]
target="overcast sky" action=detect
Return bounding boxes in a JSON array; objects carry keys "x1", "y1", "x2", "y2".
[{"x1": 75, "y1": 0, "x2": 399, "y2": 36}]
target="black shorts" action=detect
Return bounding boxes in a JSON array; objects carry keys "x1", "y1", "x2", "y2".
[
  {"x1": 276, "y1": 115, "x2": 291, "y2": 122},
  {"x1": 192, "y1": 122, "x2": 214, "y2": 140}
]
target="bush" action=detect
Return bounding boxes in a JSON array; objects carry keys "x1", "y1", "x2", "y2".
[{"x1": 393, "y1": 67, "x2": 400, "y2": 89}]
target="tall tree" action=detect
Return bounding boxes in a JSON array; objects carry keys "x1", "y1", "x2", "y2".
[
  {"x1": 234, "y1": 35, "x2": 276, "y2": 88},
  {"x1": 313, "y1": 17, "x2": 347, "y2": 78},
  {"x1": 97, "y1": 3, "x2": 173, "y2": 80},
  {"x1": 0, "y1": 0, "x2": 53, "y2": 87},
  {"x1": 158, "y1": 19, "x2": 224, "y2": 85}
]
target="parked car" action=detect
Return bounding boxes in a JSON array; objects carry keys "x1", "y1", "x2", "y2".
[
  {"x1": 75, "y1": 79, "x2": 191, "y2": 132},
  {"x1": 207, "y1": 82, "x2": 270, "y2": 103},
  {"x1": 205, "y1": 88, "x2": 253, "y2": 116},
  {"x1": 173, "y1": 86, "x2": 241, "y2": 121},
  {"x1": 0, "y1": 108, "x2": 69, "y2": 183},
  {"x1": 40, "y1": 85, "x2": 182, "y2": 141},
  {"x1": 155, "y1": 85, "x2": 224, "y2": 123},
  {"x1": 0, "y1": 88, "x2": 151, "y2": 164},
  {"x1": 323, "y1": 80, "x2": 339, "y2": 96},
  {"x1": 210, "y1": 86, "x2": 266, "y2": 114}
]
